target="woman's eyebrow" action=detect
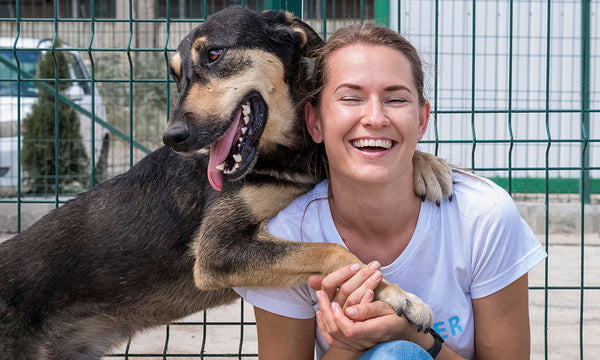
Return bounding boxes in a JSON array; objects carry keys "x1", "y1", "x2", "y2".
[
  {"x1": 333, "y1": 84, "x2": 413, "y2": 94},
  {"x1": 383, "y1": 85, "x2": 412, "y2": 93},
  {"x1": 334, "y1": 83, "x2": 362, "y2": 92}
]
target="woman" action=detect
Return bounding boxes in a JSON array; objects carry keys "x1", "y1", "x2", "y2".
[{"x1": 235, "y1": 24, "x2": 546, "y2": 360}]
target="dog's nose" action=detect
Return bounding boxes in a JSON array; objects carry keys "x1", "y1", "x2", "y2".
[{"x1": 163, "y1": 122, "x2": 191, "y2": 152}]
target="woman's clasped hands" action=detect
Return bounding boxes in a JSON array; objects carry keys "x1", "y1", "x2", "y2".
[{"x1": 308, "y1": 261, "x2": 419, "y2": 354}]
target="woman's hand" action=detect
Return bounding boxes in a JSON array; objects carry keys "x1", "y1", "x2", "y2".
[
  {"x1": 308, "y1": 262, "x2": 420, "y2": 353},
  {"x1": 309, "y1": 261, "x2": 382, "y2": 309}
]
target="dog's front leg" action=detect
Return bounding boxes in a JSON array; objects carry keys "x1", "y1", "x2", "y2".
[
  {"x1": 198, "y1": 227, "x2": 433, "y2": 330},
  {"x1": 192, "y1": 186, "x2": 433, "y2": 330}
]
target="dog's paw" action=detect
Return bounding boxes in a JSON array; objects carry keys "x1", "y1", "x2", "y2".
[
  {"x1": 376, "y1": 283, "x2": 434, "y2": 332},
  {"x1": 413, "y1": 150, "x2": 453, "y2": 206},
  {"x1": 399, "y1": 292, "x2": 434, "y2": 332}
]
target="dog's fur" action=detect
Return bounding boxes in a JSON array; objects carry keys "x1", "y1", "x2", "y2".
[{"x1": 0, "y1": 7, "x2": 453, "y2": 359}]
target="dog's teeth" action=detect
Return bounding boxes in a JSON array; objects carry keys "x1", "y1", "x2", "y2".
[
  {"x1": 242, "y1": 104, "x2": 251, "y2": 116},
  {"x1": 241, "y1": 127, "x2": 247, "y2": 135},
  {"x1": 234, "y1": 163, "x2": 240, "y2": 170},
  {"x1": 244, "y1": 116, "x2": 250, "y2": 125},
  {"x1": 239, "y1": 137, "x2": 244, "y2": 143},
  {"x1": 233, "y1": 154, "x2": 242, "y2": 163},
  {"x1": 215, "y1": 162, "x2": 225, "y2": 171}
]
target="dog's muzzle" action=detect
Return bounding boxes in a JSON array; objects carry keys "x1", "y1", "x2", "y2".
[{"x1": 163, "y1": 122, "x2": 191, "y2": 152}]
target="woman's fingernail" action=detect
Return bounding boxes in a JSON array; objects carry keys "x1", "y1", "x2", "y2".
[
  {"x1": 346, "y1": 307, "x2": 358, "y2": 317},
  {"x1": 332, "y1": 302, "x2": 341, "y2": 313},
  {"x1": 369, "y1": 261, "x2": 380, "y2": 271},
  {"x1": 372, "y1": 271, "x2": 382, "y2": 280},
  {"x1": 350, "y1": 263, "x2": 361, "y2": 272}
]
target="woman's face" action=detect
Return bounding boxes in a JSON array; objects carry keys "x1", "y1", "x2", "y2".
[{"x1": 306, "y1": 44, "x2": 430, "y2": 187}]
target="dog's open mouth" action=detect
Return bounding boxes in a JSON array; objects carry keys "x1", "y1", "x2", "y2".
[{"x1": 208, "y1": 93, "x2": 267, "y2": 191}]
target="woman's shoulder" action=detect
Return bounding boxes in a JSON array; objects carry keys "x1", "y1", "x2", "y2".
[
  {"x1": 450, "y1": 169, "x2": 518, "y2": 219},
  {"x1": 277, "y1": 180, "x2": 329, "y2": 217},
  {"x1": 267, "y1": 180, "x2": 331, "y2": 241}
]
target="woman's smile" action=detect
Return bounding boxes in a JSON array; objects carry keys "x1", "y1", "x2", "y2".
[{"x1": 351, "y1": 138, "x2": 393, "y2": 150}]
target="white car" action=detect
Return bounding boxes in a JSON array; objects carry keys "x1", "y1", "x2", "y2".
[{"x1": 0, "y1": 38, "x2": 109, "y2": 195}]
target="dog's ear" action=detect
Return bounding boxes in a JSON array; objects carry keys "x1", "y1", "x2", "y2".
[
  {"x1": 169, "y1": 52, "x2": 182, "y2": 88},
  {"x1": 261, "y1": 10, "x2": 323, "y2": 56}
]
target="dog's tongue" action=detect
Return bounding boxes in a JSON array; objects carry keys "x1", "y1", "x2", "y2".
[{"x1": 208, "y1": 109, "x2": 243, "y2": 191}]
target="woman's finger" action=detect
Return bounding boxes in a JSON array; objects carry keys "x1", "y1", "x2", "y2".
[
  {"x1": 328, "y1": 301, "x2": 381, "y2": 352},
  {"x1": 330, "y1": 261, "x2": 381, "y2": 305},
  {"x1": 339, "y1": 267, "x2": 382, "y2": 307},
  {"x1": 316, "y1": 291, "x2": 358, "y2": 350},
  {"x1": 344, "y1": 301, "x2": 398, "y2": 322},
  {"x1": 359, "y1": 289, "x2": 374, "y2": 305},
  {"x1": 308, "y1": 275, "x2": 325, "y2": 290},
  {"x1": 316, "y1": 263, "x2": 362, "y2": 300}
]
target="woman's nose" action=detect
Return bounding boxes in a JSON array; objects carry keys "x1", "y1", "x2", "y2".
[{"x1": 361, "y1": 100, "x2": 390, "y2": 128}]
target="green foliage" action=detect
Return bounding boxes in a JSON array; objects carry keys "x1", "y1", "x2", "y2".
[
  {"x1": 95, "y1": 51, "x2": 173, "y2": 148},
  {"x1": 21, "y1": 42, "x2": 89, "y2": 194}
]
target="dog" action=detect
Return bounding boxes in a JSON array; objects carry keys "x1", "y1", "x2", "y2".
[{"x1": 0, "y1": 7, "x2": 453, "y2": 359}]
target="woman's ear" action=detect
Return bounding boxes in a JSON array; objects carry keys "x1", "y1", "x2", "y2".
[
  {"x1": 417, "y1": 101, "x2": 431, "y2": 141},
  {"x1": 305, "y1": 102, "x2": 324, "y2": 143}
]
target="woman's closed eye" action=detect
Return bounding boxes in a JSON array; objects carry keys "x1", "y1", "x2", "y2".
[
  {"x1": 386, "y1": 97, "x2": 407, "y2": 105},
  {"x1": 339, "y1": 96, "x2": 362, "y2": 103}
]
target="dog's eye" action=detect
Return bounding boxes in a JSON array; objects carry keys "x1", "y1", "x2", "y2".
[{"x1": 208, "y1": 49, "x2": 223, "y2": 63}]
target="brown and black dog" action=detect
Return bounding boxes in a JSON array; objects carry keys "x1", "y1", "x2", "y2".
[{"x1": 0, "y1": 7, "x2": 453, "y2": 359}]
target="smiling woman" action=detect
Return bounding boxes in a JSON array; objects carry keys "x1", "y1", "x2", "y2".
[
  {"x1": 304, "y1": 43, "x2": 429, "y2": 191},
  {"x1": 234, "y1": 23, "x2": 546, "y2": 360}
]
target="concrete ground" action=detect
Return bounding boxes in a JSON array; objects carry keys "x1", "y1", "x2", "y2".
[{"x1": 1, "y1": 202, "x2": 599, "y2": 359}]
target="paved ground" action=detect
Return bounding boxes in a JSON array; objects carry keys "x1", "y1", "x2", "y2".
[{"x1": 1, "y1": 232, "x2": 597, "y2": 359}]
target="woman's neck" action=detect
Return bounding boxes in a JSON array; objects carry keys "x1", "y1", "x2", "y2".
[{"x1": 327, "y1": 176, "x2": 422, "y2": 265}]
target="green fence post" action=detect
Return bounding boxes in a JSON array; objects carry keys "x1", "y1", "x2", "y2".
[
  {"x1": 374, "y1": 0, "x2": 390, "y2": 27},
  {"x1": 89, "y1": 0, "x2": 97, "y2": 187},
  {"x1": 579, "y1": 5, "x2": 591, "y2": 359},
  {"x1": 14, "y1": 0, "x2": 22, "y2": 232},
  {"x1": 285, "y1": 0, "x2": 302, "y2": 17},
  {"x1": 581, "y1": 0, "x2": 591, "y2": 205},
  {"x1": 263, "y1": 0, "x2": 275, "y2": 10}
]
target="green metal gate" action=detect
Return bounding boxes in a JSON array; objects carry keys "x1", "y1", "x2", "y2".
[{"x1": 1, "y1": 0, "x2": 598, "y2": 358}]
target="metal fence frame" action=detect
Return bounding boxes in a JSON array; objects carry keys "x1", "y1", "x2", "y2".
[{"x1": 1, "y1": 0, "x2": 599, "y2": 359}]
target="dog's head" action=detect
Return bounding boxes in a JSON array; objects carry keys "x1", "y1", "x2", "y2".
[{"x1": 163, "y1": 7, "x2": 322, "y2": 191}]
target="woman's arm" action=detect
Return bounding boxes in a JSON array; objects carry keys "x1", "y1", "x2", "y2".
[
  {"x1": 253, "y1": 302, "x2": 364, "y2": 360},
  {"x1": 472, "y1": 274, "x2": 531, "y2": 360},
  {"x1": 253, "y1": 306, "x2": 315, "y2": 360}
]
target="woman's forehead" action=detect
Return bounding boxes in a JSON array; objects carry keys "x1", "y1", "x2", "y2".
[{"x1": 324, "y1": 44, "x2": 414, "y2": 86}]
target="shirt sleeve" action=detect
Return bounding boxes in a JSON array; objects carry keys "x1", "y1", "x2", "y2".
[
  {"x1": 234, "y1": 284, "x2": 317, "y2": 319},
  {"x1": 233, "y1": 211, "x2": 318, "y2": 319},
  {"x1": 467, "y1": 183, "x2": 547, "y2": 299}
]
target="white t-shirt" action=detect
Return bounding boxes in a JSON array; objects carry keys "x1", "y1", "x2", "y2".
[{"x1": 235, "y1": 169, "x2": 546, "y2": 359}]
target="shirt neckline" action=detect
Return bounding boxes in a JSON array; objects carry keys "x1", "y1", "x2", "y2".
[{"x1": 319, "y1": 182, "x2": 434, "y2": 275}]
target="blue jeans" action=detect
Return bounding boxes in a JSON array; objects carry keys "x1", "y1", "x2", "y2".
[{"x1": 358, "y1": 340, "x2": 433, "y2": 360}]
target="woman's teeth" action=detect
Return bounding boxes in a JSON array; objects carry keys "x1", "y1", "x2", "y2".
[{"x1": 352, "y1": 139, "x2": 392, "y2": 149}]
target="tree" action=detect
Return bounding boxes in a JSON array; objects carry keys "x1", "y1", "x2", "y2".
[{"x1": 22, "y1": 42, "x2": 89, "y2": 194}]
